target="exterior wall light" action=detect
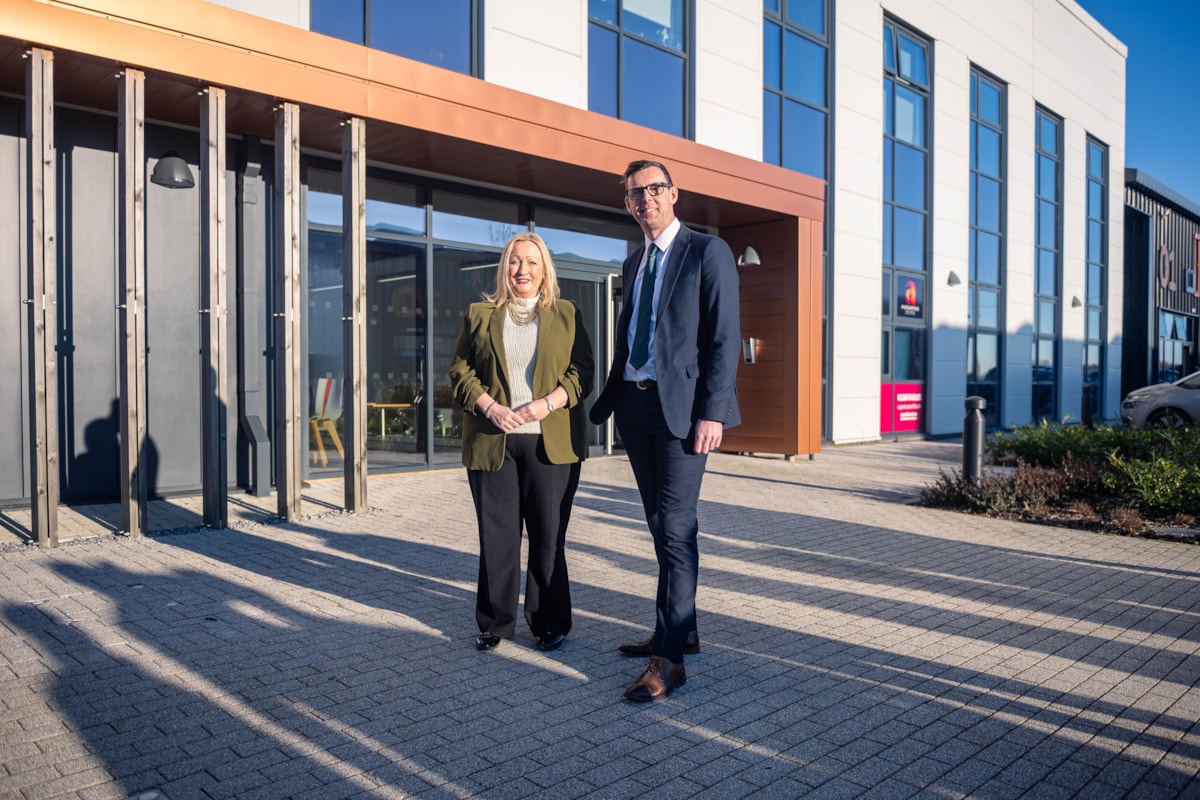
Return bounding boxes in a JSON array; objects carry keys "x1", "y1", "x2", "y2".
[
  {"x1": 151, "y1": 151, "x2": 195, "y2": 189},
  {"x1": 737, "y1": 246, "x2": 761, "y2": 267}
]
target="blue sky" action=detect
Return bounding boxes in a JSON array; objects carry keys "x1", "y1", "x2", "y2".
[{"x1": 1076, "y1": 0, "x2": 1200, "y2": 205}]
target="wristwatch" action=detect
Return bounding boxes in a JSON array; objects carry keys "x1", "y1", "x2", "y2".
[{"x1": 545, "y1": 398, "x2": 555, "y2": 412}]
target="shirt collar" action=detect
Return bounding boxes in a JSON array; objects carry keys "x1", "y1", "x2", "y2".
[{"x1": 646, "y1": 218, "x2": 681, "y2": 255}]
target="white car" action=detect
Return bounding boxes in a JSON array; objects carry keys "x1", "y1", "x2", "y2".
[{"x1": 1121, "y1": 370, "x2": 1200, "y2": 429}]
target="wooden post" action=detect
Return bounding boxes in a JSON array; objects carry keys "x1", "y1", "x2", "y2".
[
  {"x1": 343, "y1": 117, "x2": 367, "y2": 512},
  {"x1": 118, "y1": 68, "x2": 148, "y2": 537},
  {"x1": 25, "y1": 48, "x2": 58, "y2": 548},
  {"x1": 201, "y1": 87, "x2": 228, "y2": 528},
  {"x1": 274, "y1": 103, "x2": 303, "y2": 520}
]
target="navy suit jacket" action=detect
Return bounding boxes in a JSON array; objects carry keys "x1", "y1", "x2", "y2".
[{"x1": 590, "y1": 224, "x2": 741, "y2": 439}]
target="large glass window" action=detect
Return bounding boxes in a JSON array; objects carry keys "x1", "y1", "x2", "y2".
[
  {"x1": 1158, "y1": 311, "x2": 1195, "y2": 384},
  {"x1": 1083, "y1": 138, "x2": 1107, "y2": 424},
  {"x1": 304, "y1": 166, "x2": 631, "y2": 475},
  {"x1": 311, "y1": 0, "x2": 479, "y2": 76},
  {"x1": 1033, "y1": 108, "x2": 1062, "y2": 422},
  {"x1": 968, "y1": 69, "x2": 1006, "y2": 427},
  {"x1": 763, "y1": 0, "x2": 828, "y2": 179},
  {"x1": 881, "y1": 19, "x2": 930, "y2": 434},
  {"x1": 588, "y1": 0, "x2": 688, "y2": 137}
]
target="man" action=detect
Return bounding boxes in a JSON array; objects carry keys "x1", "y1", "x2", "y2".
[{"x1": 589, "y1": 159, "x2": 741, "y2": 702}]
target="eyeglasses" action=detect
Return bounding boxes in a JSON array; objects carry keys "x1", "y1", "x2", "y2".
[{"x1": 625, "y1": 182, "x2": 672, "y2": 201}]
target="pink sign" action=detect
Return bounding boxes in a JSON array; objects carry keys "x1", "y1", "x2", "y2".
[{"x1": 881, "y1": 382, "x2": 923, "y2": 433}]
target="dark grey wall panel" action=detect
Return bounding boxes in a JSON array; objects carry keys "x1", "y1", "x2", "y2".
[
  {"x1": 145, "y1": 126, "x2": 202, "y2": 497},
  {"x1": 57, "y1": 109, "x2": 119, "y2": 503},
  {"x1": 0, "y1": 100, "x2": 25, "y2": 503}
]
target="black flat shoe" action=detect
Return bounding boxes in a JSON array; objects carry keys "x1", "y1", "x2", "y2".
[
  {"x1": 476, "y1": 632, "x2": 502, "y2": 651},
  {"x1": 536, "y1": 633, "x2": 565, "y2": 651}
]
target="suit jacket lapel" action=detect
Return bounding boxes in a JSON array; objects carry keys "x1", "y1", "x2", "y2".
[
  {"x1": 658, "y1": 225, "x2": 691, "y2": 312},
  {"x1": 532, "y1": 300, "x2": 553, "y2": 392},
  {"x1": 489, "y1": 305, "x2": 511, "y2": 401}
]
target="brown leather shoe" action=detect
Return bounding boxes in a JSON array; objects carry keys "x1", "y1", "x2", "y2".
[
  {"x1": 618, "y1": 630, "x2": 700, "y2": 657},
  {"x1": 624, "y1": 656, "x2": 687, "y2": 702}
]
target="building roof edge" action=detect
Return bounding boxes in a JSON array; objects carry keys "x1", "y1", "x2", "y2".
[{"x1": 1125, "y1": 168, "x2": 1200, "y2": 221}]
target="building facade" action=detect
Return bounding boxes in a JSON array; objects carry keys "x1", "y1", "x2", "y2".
[
  {"x1": 0, "y1": 0, "x2": 1125, "y2": 541},
  {"x1": 1123, "y1": 170, "x2": 1200, "y2": 396}
]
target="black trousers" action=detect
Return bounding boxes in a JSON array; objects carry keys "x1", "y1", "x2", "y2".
[
  {"x1": 467, "y1": 434, "x2": 580, "y2": 638},
  {"x1": 614, "y1": 382, "x2": 708, "y2": 662}
]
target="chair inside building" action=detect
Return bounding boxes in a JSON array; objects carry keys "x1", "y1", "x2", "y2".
[{"x1": 310, "y1": 377, "x2": 344, "y2": 466}]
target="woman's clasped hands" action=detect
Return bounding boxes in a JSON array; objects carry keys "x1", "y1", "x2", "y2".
[{"x1": 486, "y1": 399, "x2": 552, "y2": 431}]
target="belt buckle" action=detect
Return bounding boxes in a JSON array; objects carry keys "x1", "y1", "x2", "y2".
[{"x1": 635, "y1": 379, "x2": 651, "y2": 391}]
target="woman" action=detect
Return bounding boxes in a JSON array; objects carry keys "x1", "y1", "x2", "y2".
[{"x1": 449, "y1": 232, "x2": 594, "y2": 652}]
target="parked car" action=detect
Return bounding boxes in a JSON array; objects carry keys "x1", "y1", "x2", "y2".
[{"x1": 1121, "y1": 370, "x2": 1200, "y2": 429}]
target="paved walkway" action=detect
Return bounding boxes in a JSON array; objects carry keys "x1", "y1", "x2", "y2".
[{"x1": 2, "y1": 441, "x2": 1199, "y2": 799}]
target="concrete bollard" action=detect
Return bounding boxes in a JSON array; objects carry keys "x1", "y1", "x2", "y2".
[{"x1": 963, "y1": 396, "x2": 986, "y2": 484}]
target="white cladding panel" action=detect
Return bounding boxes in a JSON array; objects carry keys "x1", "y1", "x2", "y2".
[
  {"x1": 485, "y1": 0, "x2": 588, "y2": 108},
  {"x1": 203, "y1": 0, "x2": 307, "y2": 27},
  {"x1": 694, "y1": 0, "x2": 762, "y2": 159}
]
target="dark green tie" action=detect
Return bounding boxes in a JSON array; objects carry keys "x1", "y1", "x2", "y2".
[{"x1": 629, "y1": 244, "x2": 659, "y2": 369}]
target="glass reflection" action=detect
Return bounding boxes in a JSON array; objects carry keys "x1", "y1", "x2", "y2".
[
  {"x1": 785, "y1": 30, "x2": 825, "y2": 106},
  {"x1": 623, "y1": 38, "x2": 685, "y2": 136},
  {"x1": 787, "y1": 0, "x2": 825, "y2": 37},
  {"x1": 536, "y1": 209, "x2": 639, "y2": 264},
  {"x1": 432, "y1": 246, "x2": 504, "y2": 466},
  {"x1": 893, "y1": 84, "x2": 925, "y2": 146},
  {"x1": 894, "y1": 328, "x2": 924, "y2": 382},
  {"x1": 622, "y1": 0, "x2": 684, "y2": 51},
  {"x1": 371, "y1": 0, "x2": 472, "y2": 75},
  {"x1": 897, "y1": 32, "x2": 928, "y2": 86},
  {"x1": 783, "y1": 99, "x2": 826, "y2": 179},
  {"x1": 433, "y1": 190, "x2": 524, "y2": 247},
  {"x1": 367, "y1": 239, "x2": 427, "y2": 469}
]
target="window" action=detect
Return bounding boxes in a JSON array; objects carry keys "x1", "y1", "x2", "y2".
[
  {"x1": 588, "y1": 0, "x2": 688, "y2": 138},
  {"x1": 763, "y1": 0, "x2": 829, "y2": 179},
  {"x1": 1083, "y1": 138, "x2": 1107, "y2": 424},
  {"x1": 311, "y1": 0, "x2": 479, "y2": 76},
  {"x1": 1158, "y1": 311, "x2": 1194, "y2": 384},
  {"x1": 881, "y1": 19, "x2": 931, "y2": 434},
  {"x1": 1033, "y1": 108, "x2": 1062, "y2": 422},
  {"x1": 968, "y1": 69, "x2": 1005, "y2": 427}
]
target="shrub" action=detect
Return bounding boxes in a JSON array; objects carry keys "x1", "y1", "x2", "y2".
[
  {"x1": 988, "y1": 420, "x2": 1158, "y2": 467},
  {"x1": 921, "y1": 456, "x2": 1099, "y2": 515},
  {"x1": 921, "y1": 421, "x2": 1200, "y2": 536},
  {"x1": 1105, "y1": 454, "x2": 1200, "y2": 516}
]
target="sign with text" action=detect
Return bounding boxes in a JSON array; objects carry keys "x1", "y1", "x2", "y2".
[{"x1": 880, "y1": 382, "x2": 924, "y2": 433}]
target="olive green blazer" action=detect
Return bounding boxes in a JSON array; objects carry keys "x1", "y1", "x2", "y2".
[{"x1": 449, "y1": 299, "x2": 594, "y2": 471}]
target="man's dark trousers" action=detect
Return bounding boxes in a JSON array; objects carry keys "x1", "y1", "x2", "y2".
[{"x1": 615, "y1": 381, "x2": 707, "y2": 664}]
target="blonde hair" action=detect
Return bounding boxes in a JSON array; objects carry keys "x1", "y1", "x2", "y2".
[{"x1": 485, "y1": 232, "x2": 560, "y2": 308}]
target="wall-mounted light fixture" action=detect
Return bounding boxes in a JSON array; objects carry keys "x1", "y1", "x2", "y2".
[
  {"x1": 737, "y1": 246, "x2": 761, "y2": 267},
  {"x1": 1071, "y1": 296, "x2": 1082, "y2": 308},
  {"x1": 151, "y1": 151, "x2": 195, "y2": 189},
  {"x1": 947, "y1": 270, "x2": 961, "y2": 286},
  {"x1": 742, "y1": 337, "x2": 758, "y2": 364}
]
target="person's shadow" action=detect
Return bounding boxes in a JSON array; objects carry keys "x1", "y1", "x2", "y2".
[{"x1": 68, "y1": 398, "x2": 159, "y2": 503}]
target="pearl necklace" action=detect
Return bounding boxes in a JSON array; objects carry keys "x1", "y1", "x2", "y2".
[{"x1": 508, "y1": 300, "x2": 539, "y2": 326}]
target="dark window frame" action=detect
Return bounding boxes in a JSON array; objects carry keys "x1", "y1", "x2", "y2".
[
  {"x1": 1033, "y1": 106, "x2": 1063, "y2": 423},
  {"x1": 762, "y1": 0, "x2": 829, "y2": 180},
  {"x1": 310, "y1": 0, "x2": 484, "y2": 78},
  {"x1": 587, "y1": 0, "x2": 693, "y2": 139},
  {"x1": 968, "y1": 67, "x2": 1006, "y2": 428},
  {"x1": 881, "y1": 17, "x2": 932, "y2": 433},
  {"x1": 1083, "y1": 136, "x2": 1107, "y2": 423}
]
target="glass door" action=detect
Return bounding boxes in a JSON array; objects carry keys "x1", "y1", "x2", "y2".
[{"x1": 556, "y1": 260, "x2": 613, "y2": 457}]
